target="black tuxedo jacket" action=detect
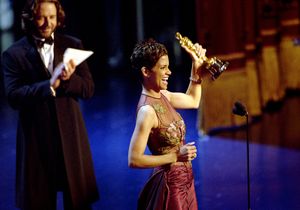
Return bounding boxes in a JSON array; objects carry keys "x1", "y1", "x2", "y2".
[{"x1": 1, "y1": 32, "x2": 99, "y2": 209}]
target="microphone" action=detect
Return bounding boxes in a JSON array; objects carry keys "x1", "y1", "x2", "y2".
[{"x1": 232, "y1": 101, "x2": 248, "y2": 116}]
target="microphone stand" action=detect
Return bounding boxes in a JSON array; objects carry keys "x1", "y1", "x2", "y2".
[
  {"x1": 232, "y1": 101, "x2": 251, "y2": 210},
  {"x1": 245, "y1": 113, "x2": 251, "y2": 210}
]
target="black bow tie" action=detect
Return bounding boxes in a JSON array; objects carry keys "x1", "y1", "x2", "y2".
[{"x1": 35, "y1": 37, "x2": 54, "y2": 48}]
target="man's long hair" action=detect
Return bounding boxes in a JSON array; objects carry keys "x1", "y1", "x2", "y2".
[{"x1": 21, "y1": 0, "x2": 66, "y2": 35}]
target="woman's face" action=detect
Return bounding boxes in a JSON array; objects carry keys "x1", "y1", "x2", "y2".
[
  {"x1": 34, "y1": 2, "x2": 57, "y2": 38},
  {"x1": 148, "y1": 55, "x2": 171, "y2": 92}
]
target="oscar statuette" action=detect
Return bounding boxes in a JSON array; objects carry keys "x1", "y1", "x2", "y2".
[{"x1": 176, "y1": 32, "x2": 229, "y2": 80}]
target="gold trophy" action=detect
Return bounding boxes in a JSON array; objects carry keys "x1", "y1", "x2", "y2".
[{"x1": 175, "y1": 32, "x2": 229, "y2": 80}]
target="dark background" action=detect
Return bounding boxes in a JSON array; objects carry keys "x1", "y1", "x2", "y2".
[{"x1": 9, "y1": 0, "x2": 197, "y2": 82}]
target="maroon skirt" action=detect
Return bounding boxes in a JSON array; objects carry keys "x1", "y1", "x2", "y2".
[{"x1": 137, "y1": 162, "x2": 198, "y2": 210}]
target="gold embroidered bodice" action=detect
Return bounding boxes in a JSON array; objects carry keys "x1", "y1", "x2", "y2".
[{"x1": 137, "y1": 93, "x2": 186, "y2": 155}]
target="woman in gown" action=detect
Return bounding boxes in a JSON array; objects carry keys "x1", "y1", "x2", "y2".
[{"x1": 128, "y1": 38, "x2": 206, "y2": 210}]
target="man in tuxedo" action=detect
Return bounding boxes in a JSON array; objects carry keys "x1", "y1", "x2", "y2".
[{"x1": 1, "y1": 0, "x2": 99, "y2": 209}]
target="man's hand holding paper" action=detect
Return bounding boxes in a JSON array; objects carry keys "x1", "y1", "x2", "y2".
[
  {"x1": 51, "y1": 48, "x2": 93, "y2": 89},
  {"x1": 63, "y1": 48, "x2": 94, "y2": 66},
  {"x1": 61, "y1": 59, "x2": 76, "y2": 81}
]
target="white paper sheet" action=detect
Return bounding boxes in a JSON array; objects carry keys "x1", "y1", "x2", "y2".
[{"x1": 63, "y1": 48, "x2": 94, "y2": 66}]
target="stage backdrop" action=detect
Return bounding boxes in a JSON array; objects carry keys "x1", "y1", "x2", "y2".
[{"x1": 194, "y1": 0, "x2": 300, "y2": 133}]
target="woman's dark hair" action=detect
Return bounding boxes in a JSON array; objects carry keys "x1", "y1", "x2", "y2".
[
  {"x1": 130, "y1": 38, "x2": 168, "y2": 81},
  {"x1": 21, "y1": 0, "x2": 65, "y2": 34}
]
